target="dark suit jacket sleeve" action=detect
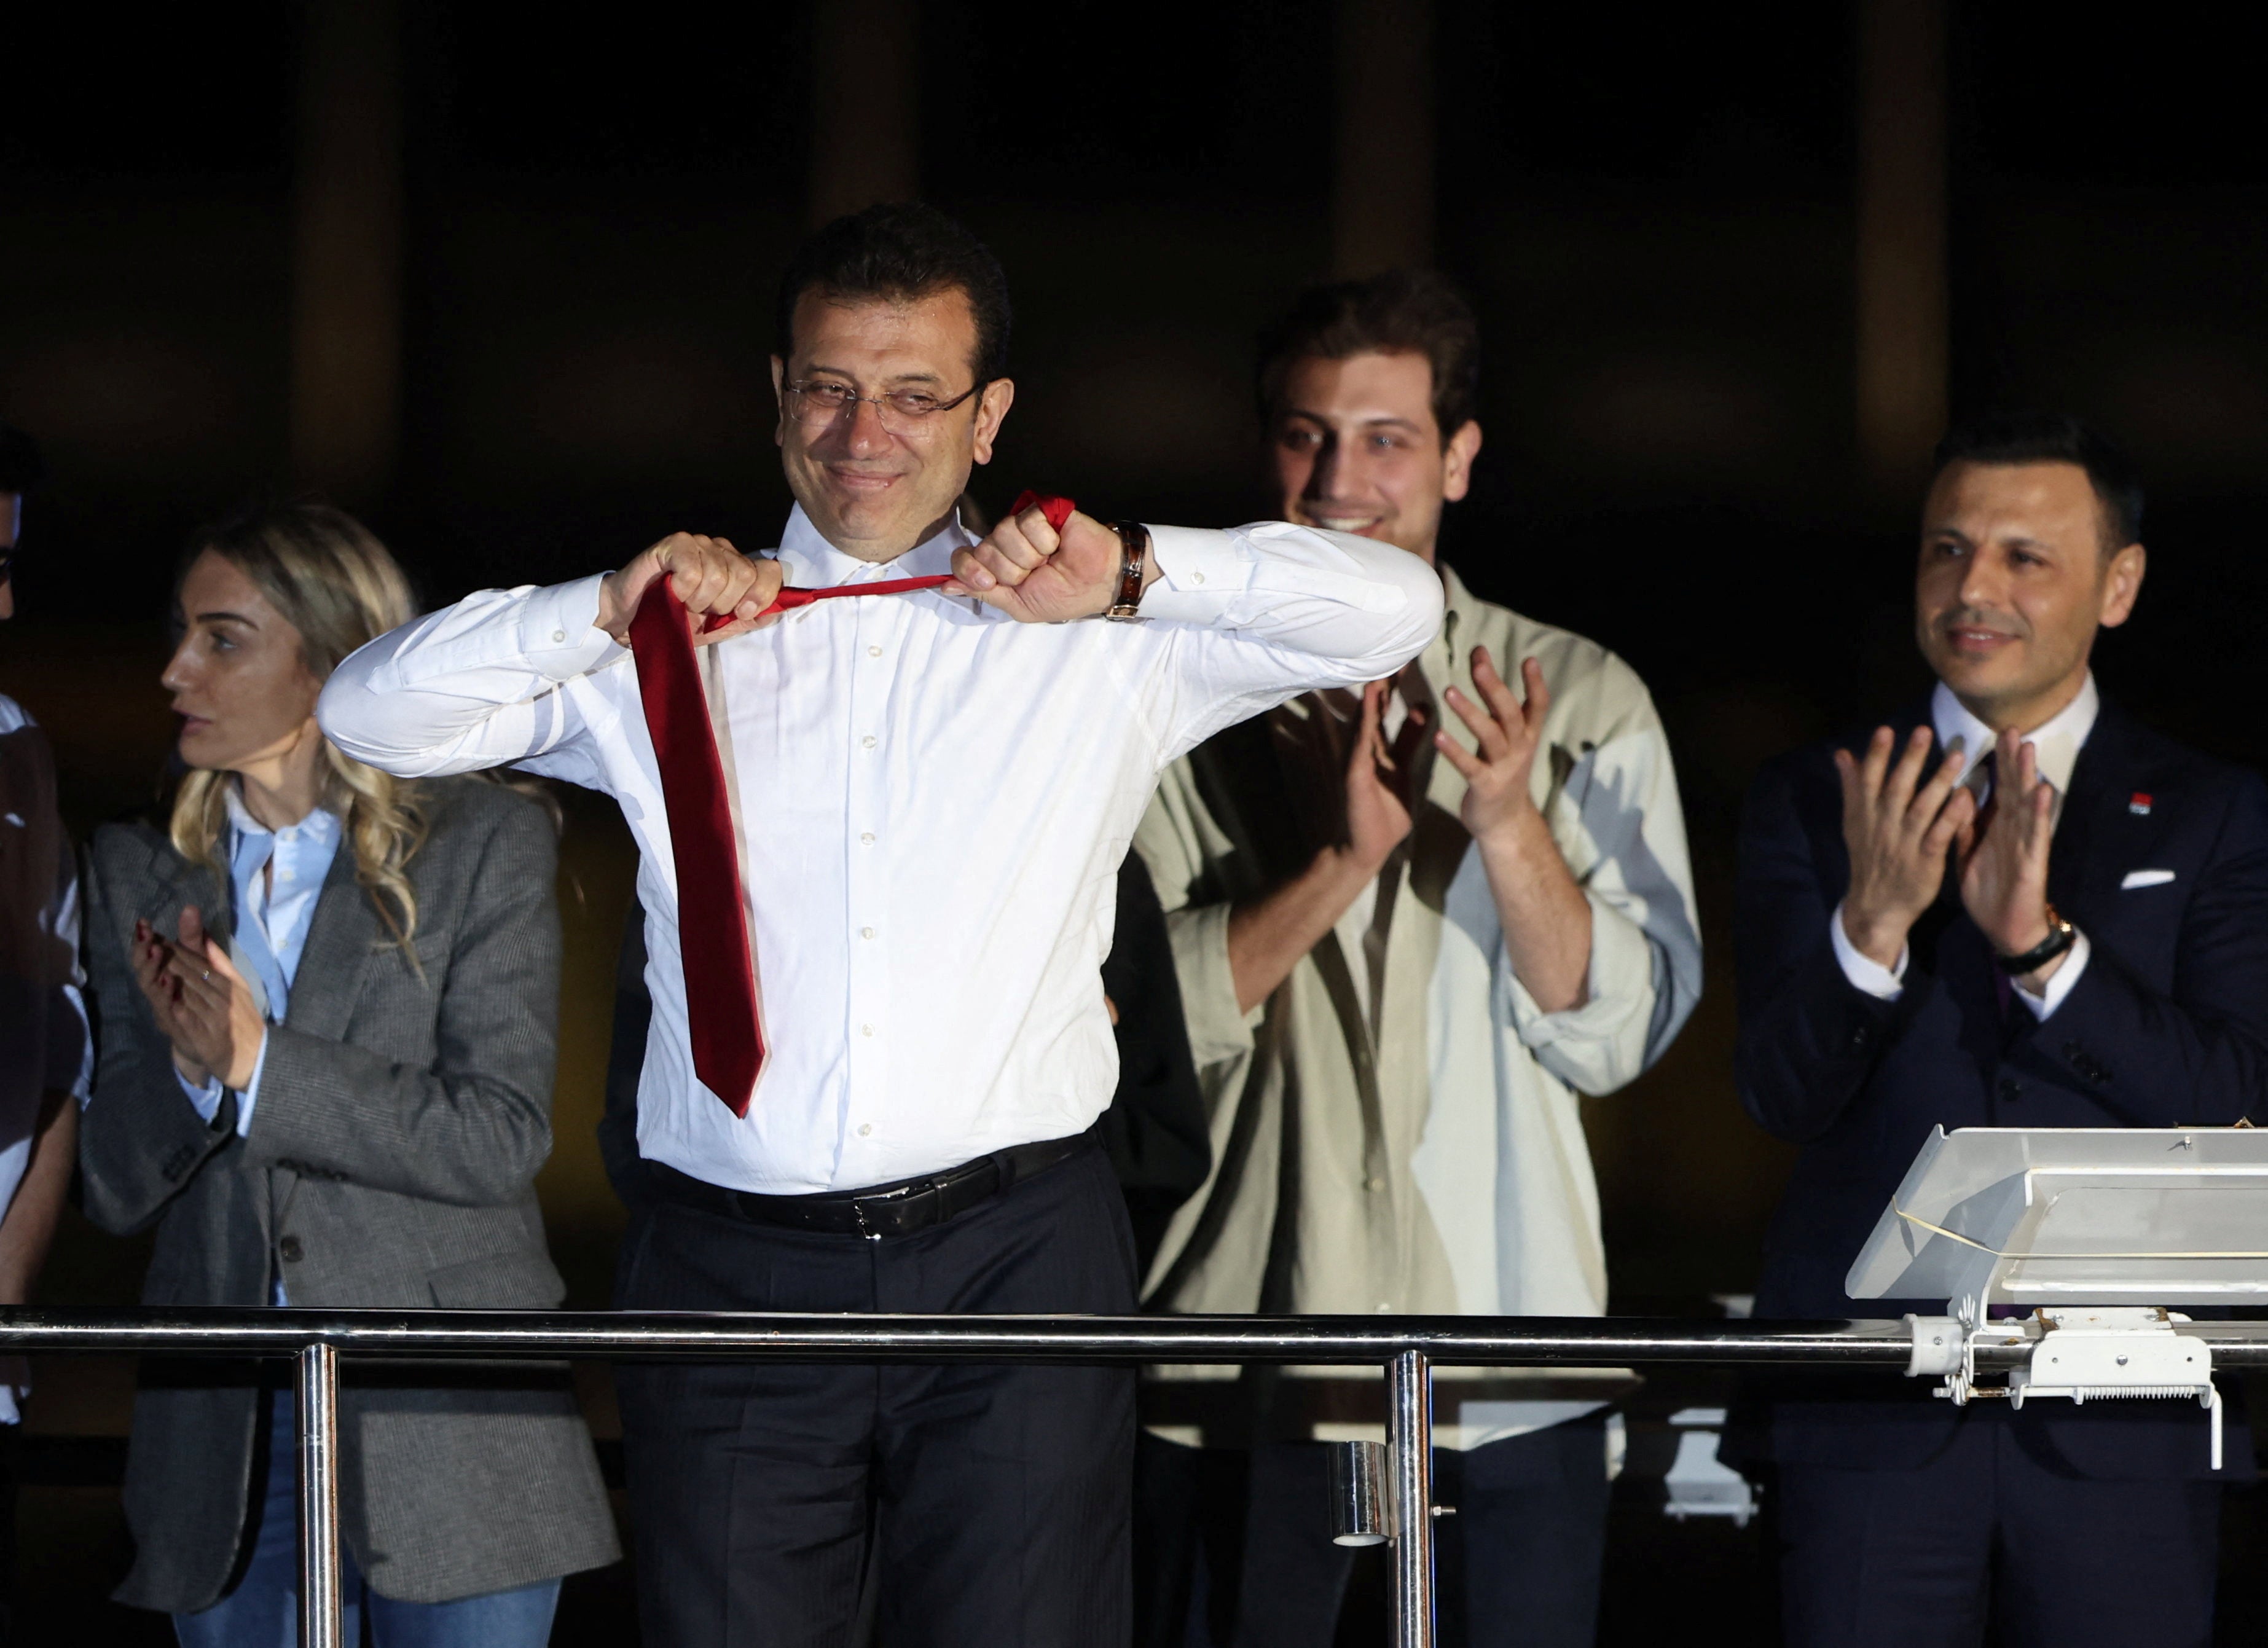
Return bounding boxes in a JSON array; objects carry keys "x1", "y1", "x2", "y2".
[
  {"x1": 244, "y1": 797, "x2": 560, "y2": 1206},
  {"x1": 1733, "y1": 750, "x2": 1907, "y2": 1144},
  {"x1": 77, "y1": 835, "x2": 243, "y2": 1237},
  {"x1": 2019, "y1": 769, "x2": 2268, "y2": 1126}
]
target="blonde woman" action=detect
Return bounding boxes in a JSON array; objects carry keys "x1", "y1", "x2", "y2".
[{"x1": 78, "y1": 504, "x2": 617, "y2": 1646}]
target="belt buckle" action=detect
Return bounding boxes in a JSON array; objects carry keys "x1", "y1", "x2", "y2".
[{"x1": 852, "y1": 1198, "x2": 882, "y2": 1242}]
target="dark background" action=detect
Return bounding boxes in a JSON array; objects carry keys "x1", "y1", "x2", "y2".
[{"x1": 6, "y1": 1, "x2": 2268, "y2": 1639}]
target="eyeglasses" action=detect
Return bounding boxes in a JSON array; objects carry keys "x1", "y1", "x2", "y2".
[{"x1": 784, "y1": 379, "x2": 984, "y2": 437}]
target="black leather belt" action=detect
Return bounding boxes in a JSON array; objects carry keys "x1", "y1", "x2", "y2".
[{"x1": 650, "y1": 1131, "x2": 1093, "y2": 1239}]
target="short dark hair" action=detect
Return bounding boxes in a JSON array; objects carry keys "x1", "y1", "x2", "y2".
[
  {"x1": 774, "y1": 203, "x2": 1012, "y2": 387},
  {"x1": 1929, "y1": 412, "x2": 2144, "y2": 554},
  {"x1": 1255, "y1": 270, "x2": 1481, "y2": 444},
  {"x1": 0, "y1": 425, "x2": 45, "y2": 494}
]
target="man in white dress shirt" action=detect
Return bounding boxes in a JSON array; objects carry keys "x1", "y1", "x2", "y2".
[{"x1": 318, "y1": 206, "x2": 1442, "y2": 1647}]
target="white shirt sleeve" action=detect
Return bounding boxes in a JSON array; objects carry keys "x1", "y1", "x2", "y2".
[
  {"x1": 317, "y1": 574, "x2": 625, "y2": 783},
  {"x1": 2012, "y1": 930, "x2": 2091, "y2": 1020},
  {"x1": 1139, "y1": 522, "x2": 1445, "y2": 759},
  {"x1": 1829, "y1": 898, "x2": 1908, "y2": 1000}
]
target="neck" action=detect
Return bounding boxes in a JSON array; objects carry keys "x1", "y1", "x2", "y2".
[
  {"x1": 233, "y1": 720, "x2": 328, "y2": 831},
  {"x1": 1951, "y1": 669, "x2": 2089, "y2": 737}
]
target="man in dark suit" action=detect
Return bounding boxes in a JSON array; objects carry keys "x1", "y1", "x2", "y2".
[{"x1": 1730, "y1": 412, "x2": 2268, "y2": 1647}]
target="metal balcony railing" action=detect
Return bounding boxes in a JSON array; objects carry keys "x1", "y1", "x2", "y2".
[{"x1": 7, "y1": 1308, "x2": 2264, "y2": 1647}]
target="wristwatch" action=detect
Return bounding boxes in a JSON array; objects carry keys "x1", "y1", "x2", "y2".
[
  {"x1": 1105, "y1": 522, "x2": 1150, "y2": 622},
  {"x1": 1995, "y1": 904, "x2": 2078, "y2": 975}
]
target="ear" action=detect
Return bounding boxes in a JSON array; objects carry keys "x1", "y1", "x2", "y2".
[
  {"x1": 2098, "y1": 541, "x2": 2146, "y2": 629},
  {"x1": 769, "y1": 355, "x2": 789, "y2": 450},
  {"x1": 970, "y1": 378, "x2": 1016, "y2": 468},
  {"x1": 1442, "y1": 420, "x2": 1483, "y2": 504}
]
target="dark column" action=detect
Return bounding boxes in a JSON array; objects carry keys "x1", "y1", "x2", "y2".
[
  {"x1": 290, "y1": 0, "x2": 402, "y2": 504},
  {"x1": 1333, "y1": 0, "x2": 1435, "y2": 277},
  {"x1": 809, "y1": 0, "x2": 921, "y2": 227},
  {"x1": 1856, "y1": 0, "x2": 1948, "y2": 491}
]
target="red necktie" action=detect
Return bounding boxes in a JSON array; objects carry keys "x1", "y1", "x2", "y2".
[{"x1": 632, "y1": 492, "x2": 1075, "y2": 1115}]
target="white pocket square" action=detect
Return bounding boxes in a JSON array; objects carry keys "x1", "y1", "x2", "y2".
[{"x1": 2121, "y1": 869, "x2": 2176, "y2": 890}]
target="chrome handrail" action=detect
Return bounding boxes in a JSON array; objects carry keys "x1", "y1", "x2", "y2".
[{"x1": 9, "y1": 1308, "x2": 2262, "y2": 1647}]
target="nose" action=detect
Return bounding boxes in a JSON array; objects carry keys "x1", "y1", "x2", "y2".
[
  {"x1": 1304, "y1": 436, "x2": 1346, "y2": 503},
  {"x1": 160, "y1": 634, "x2": 197, "y2": 693},
  {"x1": 839, "y1": 394, "x2": 894, "y2": 457},
  {"x1": 1955, "y1": 546, "x2": 2009, "y2": 613}
]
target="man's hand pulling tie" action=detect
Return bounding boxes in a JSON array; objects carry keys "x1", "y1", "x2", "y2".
[
  {"x1": 947, "y1": 494, "x2": 1149, "y2": 624},
  {"x1": 597, "y1": 532, "x2": 788, "y2": 647}
]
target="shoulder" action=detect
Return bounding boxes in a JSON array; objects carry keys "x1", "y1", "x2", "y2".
[
  {"x1": 422, "y1": 772, "x2": 555, "y2": 836},
  {"x1": 88, "y1": 817, "x2": 179, "y2": 892},
  {"x1": 2092, "y1": 703, "x2": 2268, "y2": 839},
  {"x1": 1456, "y1": 590, "x2": 1659, "y2": 736}
]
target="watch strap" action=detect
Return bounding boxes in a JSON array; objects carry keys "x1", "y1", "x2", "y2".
[
  {"x1": 1995, "y1": 904, "x2": 2077, "y2": 974},
  {"x1": 1105, "y1": 522, "x2": 1150, "y2": 621}
]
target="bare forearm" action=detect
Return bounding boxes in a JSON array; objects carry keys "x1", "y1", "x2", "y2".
[
  {"x1": 1226, "y1": 847, "x2": 1378, "y2": 1015},
  {"x1": 0, "y1": 1093, "x2": 78, "y2": 1304},
  {"x1": 1475, "y1": 810, "x2": 1593, "y2": 1014}
]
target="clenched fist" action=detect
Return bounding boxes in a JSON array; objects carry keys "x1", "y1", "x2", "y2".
[
  {"x1": 944, "y1": 504, "x2": 1155, "y2": 624},
  {"x1": 597, "y1": 533, "x2": 787, "y2": 647}
]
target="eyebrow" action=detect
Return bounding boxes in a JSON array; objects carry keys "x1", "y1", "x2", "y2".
[
  {"x1": 1281, "y1": 410, "x2": 1428, "y2": 433},
  {"x1": 192, "y1": 609, "x2": 259, "y2": 626},
  {"x1": 800, "y1": 363, "x2": 947, "y2": 386}
]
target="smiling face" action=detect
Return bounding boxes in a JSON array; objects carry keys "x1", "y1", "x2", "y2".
[
  {"x1": 1269, "y1": 350, "x2": 1480, "y2": 564},
  {"x1": 1915, "y1": 460, "x2": 2147, "y2": 731},
  {"x1": 162, "y1": 550, "x2": 326, "y2": 775},
  {"x1": 771, "y1": 287, "x2": 1014, "y2": 563}
]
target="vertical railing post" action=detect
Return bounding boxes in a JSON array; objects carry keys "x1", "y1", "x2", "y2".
[
  {"x1": 297, "y1": 1341, "x2": 344, "y2": 1648},
  {"x1": 1386, "y1": 1348, "x2": 1435, "y2": 1648}
]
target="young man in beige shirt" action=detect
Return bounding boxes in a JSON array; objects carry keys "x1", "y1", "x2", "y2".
[{"x1": 1135, "y1": 273, "x2": 1701, "y2": 1647}]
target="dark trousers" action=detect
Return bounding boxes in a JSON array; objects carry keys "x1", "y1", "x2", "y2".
[
  {"x1": 1775, "y1": 1419, "x2": 2222, "y2": 1648},
  {"x1": 1137, "y1": 1418, "x2": 1611, "y2": 1648},
  {"x1": 614, "y1": 1140, "x2": 1138, "y2": 1648}
]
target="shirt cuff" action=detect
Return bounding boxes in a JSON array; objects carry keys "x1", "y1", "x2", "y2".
[
  {"x1": 233, "y1": 1029, "x2": 270, "y2": 1139},
  {"x1": 176, "y1": 1065, "x2": 226, "y2": 1126},
  {"x1": 1136, "y1": 525, "x2": 1257, "y2": 624},
  {"x1": 1505, "y1": 900, "x2": 1649, "y2": 1050},
  {"x1": 1829, "y1": 900, "x2": 1907, "y2": 1000},
  {"x1": 2012, "y1": 929, "x2": 2091, "y2": 1020},
  {"x1": 516, "y1": 574, "x2": 621, "y2": 677}
]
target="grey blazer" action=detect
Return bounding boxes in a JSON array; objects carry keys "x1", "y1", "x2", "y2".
[{"x1": 79, "y1": 776, "x2": 619, "y2": 1612}]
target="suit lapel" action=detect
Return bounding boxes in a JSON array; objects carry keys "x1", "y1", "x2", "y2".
[{"x1": 285, "y1": 841, "x2": 380, "y2": 1042}]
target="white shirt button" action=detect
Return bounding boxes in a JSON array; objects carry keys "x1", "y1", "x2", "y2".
[
  {"x1": 860, "y1": 1024, "x2": 875, "y2": 1037},
  {"x1": 1192, "y1": 570, "x2": 1206, "y2": 584},
  {"x1": 860, "y1": 831, "x2": 876, "y2": 846},
  {"x1": 868, "y1": 645, "x2": 882, "y2": 658},
  {"x1": 1376, "y1": 1302, "x2": 1393, "y2": 1313},
  {"x1": 552, "y1": 630, "x2": 567, "y2": 643},
  {"x1": 861, "y1": 735, "x2": 877, "y2": 750},
  {"x1": 858, "y1": 1122, "x2": 873, "y2": 1137},
  {"x1": 1365, "y1": 1176, "x2": 1385, "y2": 1193},
  {"x1": 861, "y1": 927, "x2": 876, "y2": 940}
]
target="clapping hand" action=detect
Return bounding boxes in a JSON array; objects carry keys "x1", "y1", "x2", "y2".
[
  {"x1": 1343, "y1": 678, "x2": 1427, "y2": 871},
  {"x1": 130, "y1": 908, "x2": 264, "y2": 1092},
  {"x1": 1434, "y1": 647, "x2": 1552, "y2": 847},
  {"x1": 1834, "y1": 726, "x2": 1977, "y2": 970},
  {"x1": 1956, "y1": 726, "x2": 2058, "y2": 967}
]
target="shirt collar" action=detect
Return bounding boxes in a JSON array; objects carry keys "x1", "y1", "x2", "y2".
[
  {"x1": 774, "y1": 503, "x2": 978, "y2": 589},
  {"x1": 223, "y1": 785, "x2": 341, "y2": 846},
  {"x1": 1930, "y1": 672, "x2": 2100, "y2": 795}
]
